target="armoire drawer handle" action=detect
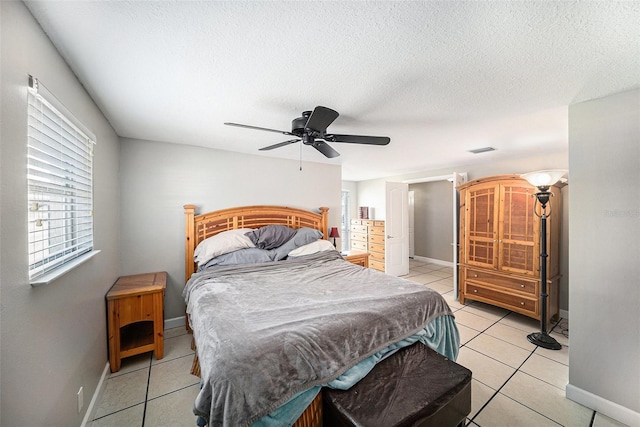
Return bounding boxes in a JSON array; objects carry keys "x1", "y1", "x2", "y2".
[
  {"x1": 520, "y1": 284, "x2": 525, "y2": 288},
  {"x1": 473, "y1": 289, "x2": 478, "y2": 293},
  {"x1": 520, "y1": 302, "x2": 525, "y2": 306},
  {"x1": 473, "y1": 274, "x2": 478, "y2": 278}
]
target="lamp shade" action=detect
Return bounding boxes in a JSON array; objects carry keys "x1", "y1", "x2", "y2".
[
  {"x1": 521, "y1": 170, "x2": 566, "y2": 188},
  {"x1": 329, "y1": 227, "x2": 340, "y2": 238}
]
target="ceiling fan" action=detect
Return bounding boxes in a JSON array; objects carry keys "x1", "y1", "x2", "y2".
[{"x1": 224, "y1": 106, "x2": 390, "y2": 158}]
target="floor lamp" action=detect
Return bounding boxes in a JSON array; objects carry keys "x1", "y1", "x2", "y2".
[{"x1": 521, "y1": 170, "x2": 566, "y2": 351}]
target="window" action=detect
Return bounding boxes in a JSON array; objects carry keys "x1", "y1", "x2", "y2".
[{"x1": 27, "y1": 76, "x2": 96, "y2": 284}]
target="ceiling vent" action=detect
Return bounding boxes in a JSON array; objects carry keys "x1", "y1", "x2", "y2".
[{"x1": 468, "y1": 147, "x2": 496, "y2": 154}]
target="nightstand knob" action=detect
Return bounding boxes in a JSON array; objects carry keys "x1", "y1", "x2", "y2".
[
  {"x1": 520, "y1": 302, "x2": 525, "y2": 306},
  {"x1": 473, "y1": 289, "x2": 478, "y2": 293},
  {"x1": 473, "y1": 274, "x2": 478, "y2": 278},
  {"x1": 520, "y1": 284, "x2": 525, "y2": 288}
]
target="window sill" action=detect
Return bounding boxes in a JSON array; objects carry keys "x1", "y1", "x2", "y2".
[{"x1": 30, "y1": 250, "x2": 101, "y2": 286}]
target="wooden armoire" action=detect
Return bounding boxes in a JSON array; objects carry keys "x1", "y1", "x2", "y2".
[{"x1": 457, "y1": 175, "x2": 561, "y2": 324}]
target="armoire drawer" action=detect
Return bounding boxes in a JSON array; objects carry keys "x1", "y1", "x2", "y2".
[
  {"x1": 465, "y1": 268, "x2": 537, "y2": 295},
  {"x1": 463, "y1": 282, "x2": 538, "y2": 316}
]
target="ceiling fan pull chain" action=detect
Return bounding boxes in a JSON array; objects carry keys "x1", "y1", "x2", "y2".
[{"x1": 299, "y1": 140, "x2": 303, "y2": 171}]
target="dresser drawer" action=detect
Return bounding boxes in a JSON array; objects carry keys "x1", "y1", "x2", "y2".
[
  {"x1": 350, "y1": 232, "x2": 367, "y2": 243},
  {"x1": 465, "y1": 268, "x2": 537, "y2": 295},
  {"x1": 369, "y1": 225, "x2": 385, "y2": 236},
  {"x1": 369, "y1": 250, "x2": 385, "y2": 262},
  {"x1": 463, "y1": 282, "x2": 538, "y2": 316},
  {"x1": 351, "y1": 225, "x2": 368, "y2": 234},
  {"x1": 368, "y1": 233, "x2": 385, "y2": 245},
  {"x1": 370, "y1": 259, "x2": 385, "y2": 272},
  {"x1": 368, "y1": 242, "x2": 385, "y2": 255},
  {"x1": 351, "y1": 240, "x2": 367, "y2": 251}
]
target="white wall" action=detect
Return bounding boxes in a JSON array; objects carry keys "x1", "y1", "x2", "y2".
[
  {"x1": 119, "y1": 138, "x2": 343, "y2": 320},
  {"x1": 566, "y1": 89, "x2": 639, "y2": 426},
  {"x1": 0, "y1": 2, "x2": 121, "y2": 425}
]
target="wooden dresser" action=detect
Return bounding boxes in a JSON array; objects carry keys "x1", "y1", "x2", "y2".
[
  {"x1": 457, "y1": 175, "x2": 561, "y2": 324},
  {"x1": 350, "y1": 219, "x2": 385, "y2": 272},
  {"x1": 106, "y1": 272, "x2": 166, "y2": 372}
]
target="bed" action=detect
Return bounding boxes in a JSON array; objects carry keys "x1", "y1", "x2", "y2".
[{"x1": 183, "y1": 204, "x2": 460, "y2": 427}]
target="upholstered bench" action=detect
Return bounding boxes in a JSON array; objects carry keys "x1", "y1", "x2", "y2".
[{"x1": 322, "y1": 343, "x2": 472, "y2": 427}]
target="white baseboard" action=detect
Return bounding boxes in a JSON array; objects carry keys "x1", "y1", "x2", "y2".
[
  {"x1": 165, "y1": 315, "x2": 186, "y2": 330},
  {"x1": 80, "y1": 362, "x2": 110, "y2": 427},
  {"x1": 566, "y1": 383, "x2": 640, "y2": 427},
  {"x1": 411, "y1": 256, "x2": 454, "y2": 268},
  {"x1": 559, "y1": 309, "x2": 569, "y2": 320}
]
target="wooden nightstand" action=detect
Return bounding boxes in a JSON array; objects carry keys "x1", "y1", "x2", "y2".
[
  {"x1": 106, "y1": 272, "x2": 166, "y2": 372},
  {"x1": 342, "y1": 250, "x2": 369, "y2": 268}
]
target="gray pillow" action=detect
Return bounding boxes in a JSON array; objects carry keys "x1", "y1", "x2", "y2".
[
  {"x1": 244, "y1": 225, "x2": 297, "y2": 250},
  {"x1": 271, "y1": 227, "x2": 323, "y2": 260},
  {"x1": 197, "y1": 248, "x2": 274, "y2": 271}
]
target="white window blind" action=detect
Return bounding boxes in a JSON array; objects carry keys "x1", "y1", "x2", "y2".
[{"x1": 27, "y1": 76, "x2": 96, "y2": 282}]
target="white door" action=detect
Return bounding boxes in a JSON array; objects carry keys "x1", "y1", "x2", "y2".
[
  {"x1": 385, "y1": 181, "x2": 409, "y2": 276},
  {"x1": 452, "y1": 172, "x2": 466, "y2": 297}
]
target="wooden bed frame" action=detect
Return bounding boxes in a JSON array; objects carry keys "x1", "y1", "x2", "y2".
[
  {"x1": 182, "y1": 204, "x2": 329, "y2": 427},
  {"x1": 184, "y1": 204, "x2": 329, "y2": 282}
]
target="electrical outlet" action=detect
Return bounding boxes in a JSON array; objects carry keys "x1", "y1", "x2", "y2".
[{"x1": 77, "y1": 387, "x2": 84, "y2": 413}]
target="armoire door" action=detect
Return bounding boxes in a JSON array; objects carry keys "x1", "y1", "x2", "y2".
[
  {"x1": 499, "y1": 184, "x2": 539, "y2": 276},
  {"x1": 464, "y1": 183, "x2": 498, "y2": 269}
]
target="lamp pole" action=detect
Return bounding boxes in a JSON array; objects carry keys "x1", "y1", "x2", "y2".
[{"x1": 527, "y1": 187, "x2": 562, "y2": 350}]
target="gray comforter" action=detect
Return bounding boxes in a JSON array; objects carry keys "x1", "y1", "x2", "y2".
[{"x1": 184, "y1": 250, "x2": 455, "y2": 426}]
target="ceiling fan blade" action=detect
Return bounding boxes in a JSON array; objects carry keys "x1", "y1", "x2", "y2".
[
  {"x1": 225, "y1": 122, "x2": 295, "y2": 136},
  {"x1": 324, "y1": 134, "x2": 390, "y2": 145},
  {"x1": 259, "y1": 139, "x2": 300, "y2": 151},
  {"x1": 312, "y1": 140, "x2": 340, "y2": 158},
  {"x1": 305, "y1": 106, "x2": 339, "y2": 133}
]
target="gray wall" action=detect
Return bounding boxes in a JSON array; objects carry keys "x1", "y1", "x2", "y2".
[
  {"x1": 410, "y1": 181, "x2": 454, "y2": 262},
  {"x1": 1, "y1": 2, "x2": 121, "y2": 426},
  {"x1": 119, "y1": 138, "x2": 343, "y2": 320},
  {"x1": 567, "y1": 89, "x2": 639, "y2": 425}
]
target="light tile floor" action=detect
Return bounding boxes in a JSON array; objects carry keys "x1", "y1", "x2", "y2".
[{"x1": 89, "y1": 259, "x2": 630, "y2": 427}]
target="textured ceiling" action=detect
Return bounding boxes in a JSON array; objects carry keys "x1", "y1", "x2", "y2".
[{"x1": 25, "y1": 1, "x2": 640, "y2": 181}]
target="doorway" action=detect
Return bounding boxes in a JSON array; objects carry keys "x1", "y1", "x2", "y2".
[{"x1": 401, "y1": 173, "x2": 466, "y2": 296}]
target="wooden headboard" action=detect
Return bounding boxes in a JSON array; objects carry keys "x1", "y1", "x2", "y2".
[{"x1": 183, "y1": 205, "x2": 329, "y2": 282}]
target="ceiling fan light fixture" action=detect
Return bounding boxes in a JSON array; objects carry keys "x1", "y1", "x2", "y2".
[
  {"x1": 468, "y1": 147, "x2": 496, "y2": 154},
  {"x1": 224, "y1": 106, "x2": 390, "y2": 158}
]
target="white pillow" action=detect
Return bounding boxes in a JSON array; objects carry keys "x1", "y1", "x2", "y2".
[
  {"x1": 287, "y1": 239, "x2": 336, "y2": 257},
  {"x1": 193, "y1": 228, "x2": 255, "y2": 264}
]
